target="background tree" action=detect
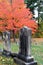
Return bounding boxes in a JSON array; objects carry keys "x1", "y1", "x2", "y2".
[
  {"x1": 25, "y1": 0, "x2": 38, "y2": 17},
  {"x1": 39, "y1": 0, "x2": 43, "y2": 20},
  {"x1": 25, "y1": 0, "x2": 43, "y2": 37},
  {"x1": 25, "y1": 0, "x2": 43, "y2": 21}
]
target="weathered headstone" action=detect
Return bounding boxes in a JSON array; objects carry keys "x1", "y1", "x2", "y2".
[
  {"x1": 2, "y1": 31, "x2": 11, "y2": 56},
  {"x1": 14, "y1": 26, "x2": 37, "y2": 65}
]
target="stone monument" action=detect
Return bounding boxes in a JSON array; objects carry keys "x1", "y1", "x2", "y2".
[
  {"x1": 14, "y1": 26, "x2": 37, "y2": 65},
  {"x1": 2, "y1": 31, "x2": 11, "y2": 56}
]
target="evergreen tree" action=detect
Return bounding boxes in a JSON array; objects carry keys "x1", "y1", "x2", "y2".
[
  {"x1": 25, "y1": 0, "x2": 38, "y2": 14},
  {"x1": 39, "y1": 0, "x2": 43, "y2": 20},
  {"x1": 25, "y1": 0, "x2": 43, "y2": 20}
]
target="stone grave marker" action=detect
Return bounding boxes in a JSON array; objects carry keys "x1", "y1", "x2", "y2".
[{"x1": 14, "y1": 26, "x2": 37, "y2": 65}]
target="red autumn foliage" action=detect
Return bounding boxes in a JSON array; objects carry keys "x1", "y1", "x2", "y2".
[{"x1": 0, "y1": 0, "x2": 38, "y2": 34}]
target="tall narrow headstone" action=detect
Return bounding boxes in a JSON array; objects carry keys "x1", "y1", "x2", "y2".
[
  {"x1": 19, "y1": 26, "x2": 31, "y2": 56},
  {"x1": 14, "y1": 26, "x2": 37, "y2": 65},
  {"x1": 3, "y1": 31, "x2": 11, "y2": 56}
]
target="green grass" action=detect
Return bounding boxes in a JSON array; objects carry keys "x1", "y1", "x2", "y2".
[
  {"x1": 0, "y1": 42, "x2": 43, "y2": 65},
  {"x1": 31, "y1": 43, "x2": 43, "y2": 65}
]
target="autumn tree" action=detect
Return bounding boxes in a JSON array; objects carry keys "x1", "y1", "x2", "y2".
[{"x1": 0, "y1": 0, "x2": 38, "y2": 34}]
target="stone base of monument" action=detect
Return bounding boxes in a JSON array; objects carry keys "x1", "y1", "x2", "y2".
[
  {"x1": 2, "y1": 50, "x2": 18, "y2": 57},
  {"x1": 2, "y1": 50, "x2": 11, "y2": 57},
  {"x1": 14, "y1": 56, "x2": 37, "y2": 65},
  {"x1": 10, "y1": 52, "x2": 18, "y2": 58}
]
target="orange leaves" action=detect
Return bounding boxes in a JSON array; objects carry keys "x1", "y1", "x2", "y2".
[
  {"x1": 15, "y1": 18, "x2": 38, "y2": 32},
  {"x1": 12, "y1": 8, "x2": 32, "y2": 21},
  {"x1": 12, "y1": 0, "x2": 26, "y2": 9},
  {"x1": 13, "y1": 0, "x2": 24, "y2": 3},
  {"x1": 0, "y1": 0, "x2": 12, "y2": 19},
  {"x1": 0, "y1": 0, "x2": 38, "y2": 34},
  {"x1": 0, "y1": 20, "x2": 6, "y2": 32},
  {"x1": 5, "y1": 20, "x2": 14, "y2": 30}
]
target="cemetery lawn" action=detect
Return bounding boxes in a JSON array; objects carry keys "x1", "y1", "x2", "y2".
[{"x1": 0, "y1": 42, "x2": 43, "y2": 65}]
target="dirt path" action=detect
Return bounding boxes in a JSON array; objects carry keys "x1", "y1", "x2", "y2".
[{"x1": 32, "y1": 38, "x2": 43, "y2": 44}]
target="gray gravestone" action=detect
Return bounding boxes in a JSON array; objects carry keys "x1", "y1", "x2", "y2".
[
  {"x1": 14, "y1": 26, "x2": 37, "y2": 65},
  {"x1": 3, "y1": 31, "x2": 11, "y2": 56},
  {"x1": 19, "y1": 26, "x2": 31, "y2": 56}
]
